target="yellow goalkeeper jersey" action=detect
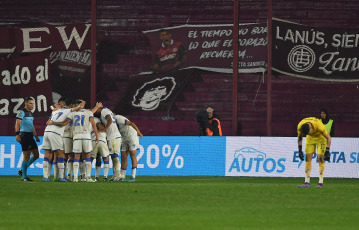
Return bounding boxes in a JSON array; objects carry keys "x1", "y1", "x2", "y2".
[{"x1": 297, "y1": 117, "x2": 328, "y2": 139}]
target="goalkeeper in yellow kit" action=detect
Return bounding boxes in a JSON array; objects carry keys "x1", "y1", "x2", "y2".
[{"x1": 297, "y1": 117, "x2": 331, "y2": 188}]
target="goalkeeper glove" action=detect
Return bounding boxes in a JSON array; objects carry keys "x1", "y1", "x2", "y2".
[
  {"x1": 298, "y1": 145, "x2": 304, "y2": 161},
  {"x1": 324, "y1": 147, "x2": 330, "y2": 161}
]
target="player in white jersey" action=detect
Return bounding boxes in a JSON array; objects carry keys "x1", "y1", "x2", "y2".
[
  {"x1": 42, "y1": 98, "x2": 84, "y2": 182},
  {"x1": 62, "y1": 99, "x2": 77, "y2": 181},
  {"x1": 91, "y1": 118, "x2": 110, "y2": 182},
  {"x1": 92, "y1": 103, "x2": 121, "y2": 181},
  {"x1": 49, "y1": 100, "x2": 99, "y2": 182},
  {"x1": 115, "y1": 114, "x2": 143, "y2": 182}
]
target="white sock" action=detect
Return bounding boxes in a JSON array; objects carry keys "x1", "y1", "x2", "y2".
[
  {"x1": 104, "y1": 163, "x2": 109, "y2": 178},
  {"x1": 121, "y1": 168, "x2": 126, "y2": 178},
  {"x1": 86, "y1": 161, "x2": 92, "y2": 179},
  {"x1": 53, "y1": 163, "x2": 58, "y2": 179},
  {"x1": 131, "y1": 167, "x2": 137, "y2": 178},
  {"x1": 47, "y1": 162, "x2": 52, "y2": 179},
  {"x1": 67, "y1": 162, "x2": 73, "y2": 178},
  {"x1": 58, "y1": 162, "x2": 65, "y2": 179},
  {"x1": 73, "y1": 162, "x2": 79, "y2": 181},
  {"x1": 79, "y1": 162, "x2": 84, "y2": 178},
  {"x1": 112, "y1": 157, "x2": 119, "y2": 177},
  {"x1": 96, "y1": 166, "x2": 101, "y2": 177},
  {"x1": 43, "y1": 161, "x2": 48, "y2": 178}
]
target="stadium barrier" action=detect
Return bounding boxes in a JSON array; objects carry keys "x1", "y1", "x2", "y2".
[{"x1": 0, "y1": 136, "x2": 358, "y2": 178}]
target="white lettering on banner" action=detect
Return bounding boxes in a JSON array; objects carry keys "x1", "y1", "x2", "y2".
[
  {"x1": 0, "y1": 95, "x2": 48, "y2": 115},
  {"x1": 36, "y1": 95, "x2": 47, "y2": 113},
  {"x1": 188, "y1": 41, "x2": 199, "y2": 50},
  {"x1": 21, "y1": 27, "x2": 52, "y2": 53},
  {"x1": 147, "y1": 144, "x2": 160, "y2": 168},
  {"x1": 56, "y1": 24, "x2": 91, "y2": 50},
  {"x1": 276, "y1": 27, "x2": 325, "y2": 46},
  {"x1": 63, "y1": 51, "x2": 91, "y2": 64},
  {"x1": 201, "y1": 40, "x2": 221, "y2": 48},
  {"x1": 11, "y1": 98, "x2": 23, "y2": 114},
  {"x1": 251, "y1": 26, "x2": 267, "y2": 35},
  {"x1": 199, "y1": 50, "x2": 246, "y2": 59},
  {"x1": 1, "y1": 65, "x2": 30, "y2": 86},
  {"x1": 0, "y1": 144, "x2": 45, "y2": 169},
  {"x1": 319, "y1": 52, "x2": 359, "y2": 75},
  {"x1": 200, "y1": 30, "x2": 232, "y2": 38},
  {"x1": 0, "y1": 99, "x2": 9, "y2": 115},
  {"x1": 188, "y1": 31, "x2": 198, "y2": 38},
  {"x1": 0, "y1": 24, "x2": 91, "y2": 54},
  {"x1": 331, "y1": 34, "x2": 359, "y2": 48},
  {"x1": 1, "y1": 58, "x2": 49, "y2": 85},
  {"x1": 137, "y1": 144, "x2": 184, "y2": 169},
  {"x1": 0, "y1": 144, "x2": 15, "y2": 168},
  {"x1": 35, "y1": 58, "x2": 49, "y2": 82}
]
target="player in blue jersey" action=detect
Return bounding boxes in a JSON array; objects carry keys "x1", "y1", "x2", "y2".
[{"x1": 15, "y1": 97, "x2": 40, "y2": 182}]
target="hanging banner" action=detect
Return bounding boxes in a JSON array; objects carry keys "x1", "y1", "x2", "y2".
[
  {"x1": 272, "y1": 18, "x2": 359, "y2": 82},
  {"x1": 0, "y1": 53, "x2": 52, "y2": 117},
  {"x1": 143, "y1": 23, "x2": 267, "y2": 74},
  {"x1": 115, "y1": 69, "x2": 198, "y2": 115},
  {"x1": 0, "y1": 22, "x2": 92, "y2": 118},
  {"x1": 0, "y1": 23, "x2": 91, "y2": 54}
]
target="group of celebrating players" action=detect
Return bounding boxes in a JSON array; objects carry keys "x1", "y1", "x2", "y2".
[{"x1": 42, "y1": 97, "x2": 143, "y2": 182}]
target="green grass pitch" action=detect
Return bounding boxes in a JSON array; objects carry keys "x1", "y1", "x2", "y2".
[{"x1": 0, "y1": 176, "x2": 358, "y2": 230}]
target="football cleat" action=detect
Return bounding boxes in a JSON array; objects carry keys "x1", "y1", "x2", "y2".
[
  {"x1": 24, "y1": 177, "x2": 33, "y2": 181},
  {"x1": 316, "y1": 183, "x2": 323, "y2": 188},
  {"x1": 18, "y1": 169, "x2": 23, "y2": 177},
  {"x1": 43, "y1": 178, "x2": 51, "y2": 182},
  {"x1": 73, "y1": 179, "x2": 79, "y2": 183},
  {"x1": 103, "y1": 177, "x2": 108, "y2": 182},
  {"x1": 86, "y1": 178, "x2": 95, "y2": 183},
  {"x1": 94, "y1": 177, "x2": 100, "y2": 182},
  {"x1": 298, "y1": 182, "x2": 310, "y2": 188},
  {"x1": 119, "y1": 178, "x2": 127, "y2": 182},
  {"x1": 128, "y1": 177, "x2": 135, "y2": 182},
  {"x1": 58, "y1": 178, "x2": 68, "y2": 182},
  {"x1": 22, "y1": 177, "x2": 32, "y2": 182}
]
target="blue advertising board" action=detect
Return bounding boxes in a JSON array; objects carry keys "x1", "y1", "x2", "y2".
[{"x1": 0, "y1": 136, "x2": 226, "y2": 176}]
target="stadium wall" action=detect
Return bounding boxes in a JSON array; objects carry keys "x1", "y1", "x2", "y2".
[{"x1": 1, "y1": 136, "x2": 358, "y2": 178}]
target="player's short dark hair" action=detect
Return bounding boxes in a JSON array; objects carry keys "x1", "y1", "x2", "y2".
[
  {"x1": 74, "y1": 99, "x2": 82, "y2": 106},
  {"x1": 58, "y1": 96, "x2": 67, "y2": 103},
  {"x1": 65, "y1": 98, "x2": 73, "y2": 106},
  {"x1": 301, "y1": 123, "x2": 310, "y2": 135},
  {"x1": 24, "y1": 97, "x2": 34, "y2": 102}
]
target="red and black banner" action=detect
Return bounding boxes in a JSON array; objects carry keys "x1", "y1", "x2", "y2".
[
  {"x1": 272, "y1": 18, "x2": 359, "y2": 82},
  {"x1": 0, "y1": 23, "x2": 92, "y2": 118},
  {"x1": 143, "y1": 23, "x2": 267, "y2": 74},
  {"x1": 0, "y1": 53, "x2": 52, "y2": 117}
]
